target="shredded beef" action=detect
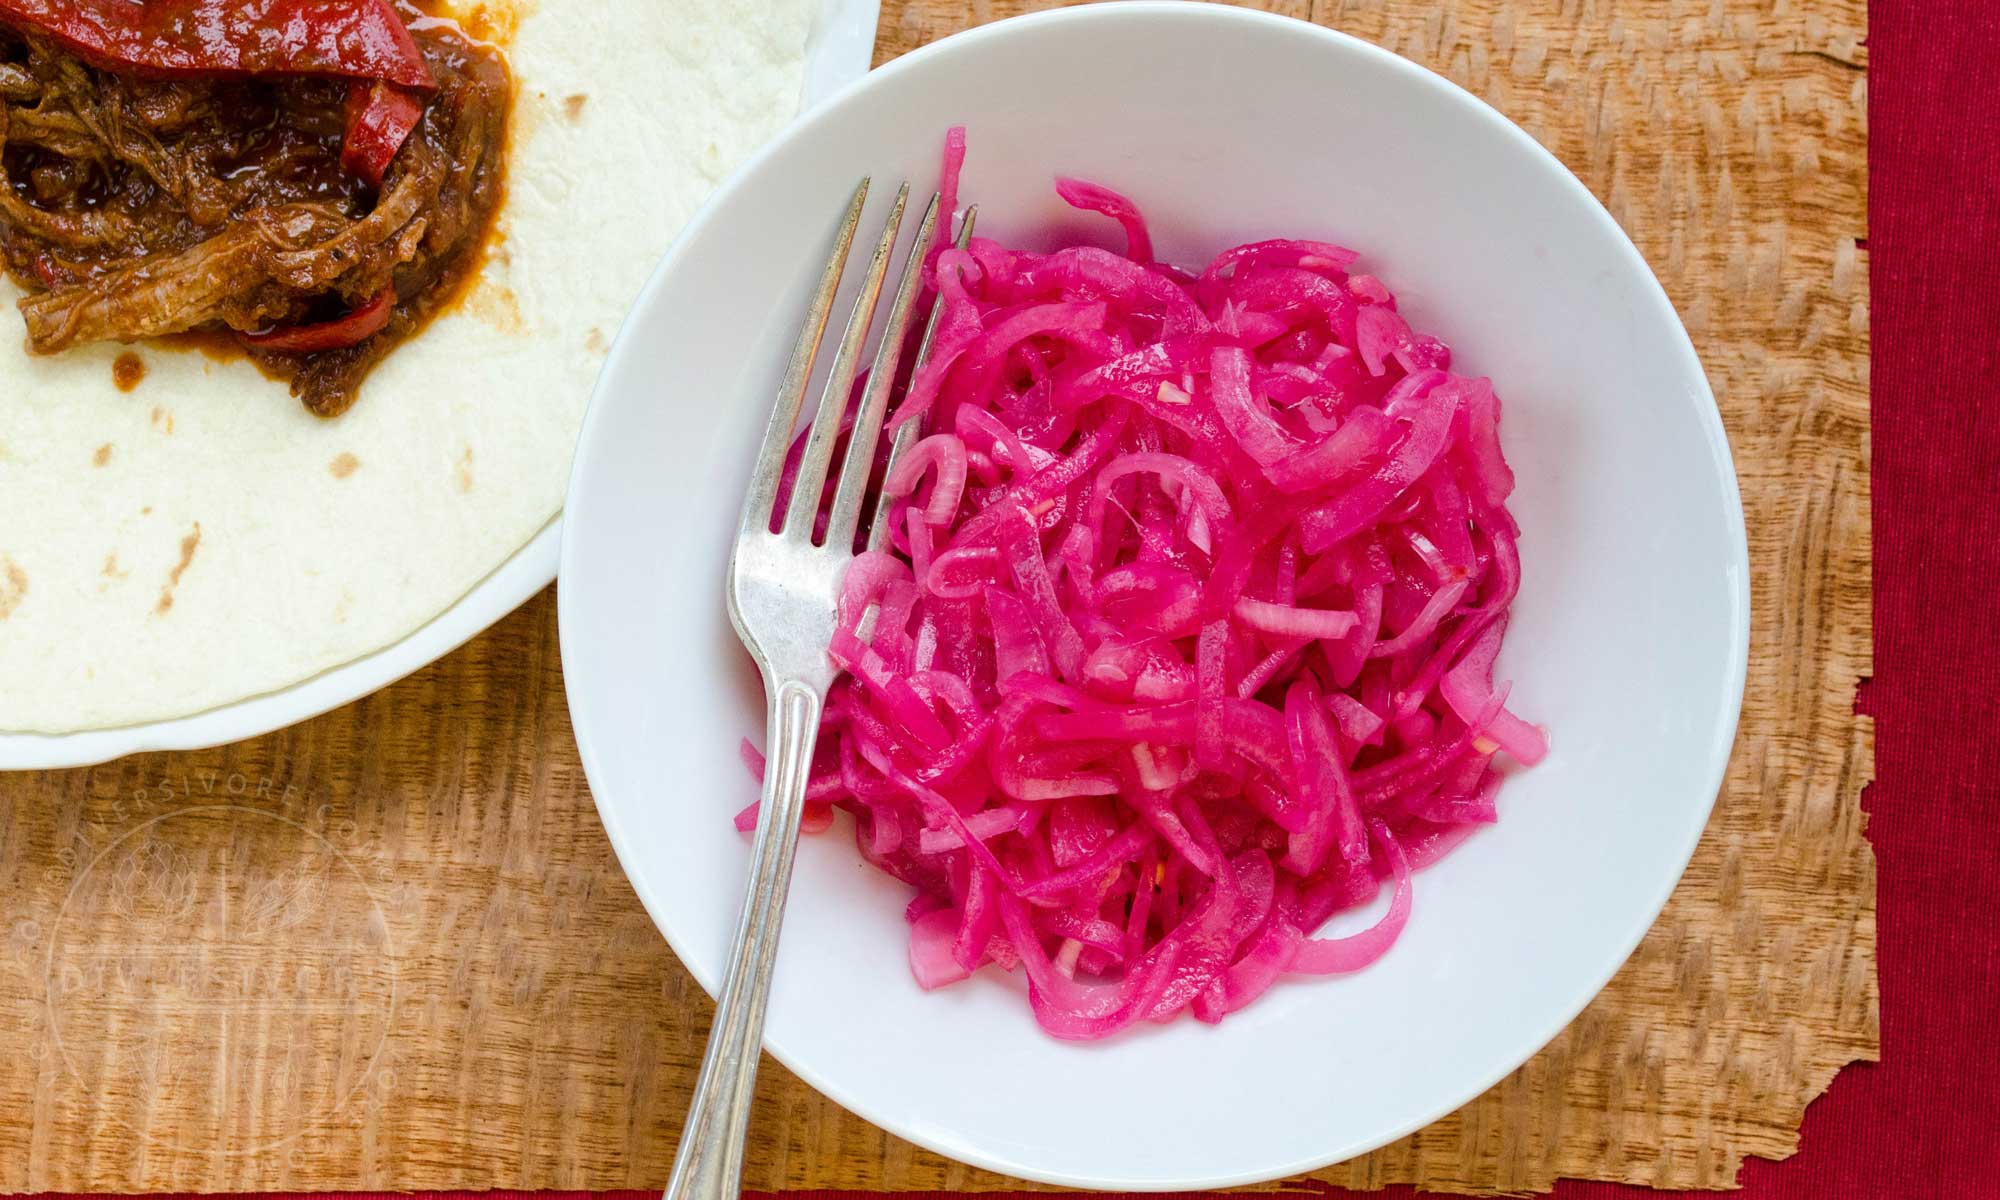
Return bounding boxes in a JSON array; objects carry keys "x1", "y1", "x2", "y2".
[{"x1": 0, "y1": 17, "x2": 508, "y2": 415}]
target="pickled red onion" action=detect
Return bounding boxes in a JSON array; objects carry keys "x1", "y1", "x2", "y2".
[{"x1": 737, "y1": 128, "x2": 1544, "y2": 1040}]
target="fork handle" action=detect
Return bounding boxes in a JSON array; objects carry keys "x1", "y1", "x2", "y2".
[{"x1": 664, "y1": 678, "x2": 822, "y2": 1200}]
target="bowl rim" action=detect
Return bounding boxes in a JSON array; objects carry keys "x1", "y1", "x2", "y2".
[{"x1": 560, "y1": 1, "x2": 1752, "y2": 1188}]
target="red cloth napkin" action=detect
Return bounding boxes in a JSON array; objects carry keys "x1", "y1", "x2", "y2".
[{"x1": 14, "y1": 4, "x2": 1997, "y2": 1200}]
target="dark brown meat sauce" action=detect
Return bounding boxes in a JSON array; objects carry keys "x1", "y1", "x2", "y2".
[{"x1": 0, "y1": 18, "x2": 508, "y2": 416}]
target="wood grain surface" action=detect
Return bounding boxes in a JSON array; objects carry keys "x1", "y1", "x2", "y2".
[{"x1": 0, "y1": 0, "x2": 1874, "y2": 1193}]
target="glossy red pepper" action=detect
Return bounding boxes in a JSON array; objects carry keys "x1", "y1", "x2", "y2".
[
  {"x1": 342, "y1": 80, "x2": 424, "y2": 186},
  {"x1": 28, "y1": 252, "x2": 61, "y2": 289},
  {"x1": 240, "y1": 285, "x2": 395, "y2": 353},
  {"x1": 0, "y1": 0, "x2": 433, "y2": 89}
]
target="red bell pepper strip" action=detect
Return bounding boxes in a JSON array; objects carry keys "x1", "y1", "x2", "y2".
[
  {"x1": 0, "y1": 0, "x2": 434, "y2": 89},
  {"x1": 342, "y1": 80, "x2": 425, "y2": 186},
  {"x1": 241, "y1": 285, "x2": 395, "y2": 353},
  {"x1": 28, "y1": 252, "x2": 62, "y2": 289}
]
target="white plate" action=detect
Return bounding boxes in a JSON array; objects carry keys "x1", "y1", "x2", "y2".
[
  {"x1": 560, "y1": 3, "x2": 1749, "y2": 1189},
  {"x1": 0, "y1": 0, "x2": 880, "y2": 770}
]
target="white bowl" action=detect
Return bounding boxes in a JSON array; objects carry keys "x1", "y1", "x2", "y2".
[{"x1": 559, "y1": 3, "x2": 1748, "y2": 1189}]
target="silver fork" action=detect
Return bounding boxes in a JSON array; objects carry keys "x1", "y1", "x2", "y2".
[{"x1": 664, "y1": 179, "x2": 971, "y2": 1200}]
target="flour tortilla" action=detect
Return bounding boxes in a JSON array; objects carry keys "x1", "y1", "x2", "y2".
[{"x1": 0, "y1": 0, "x2": 814, "y2": 732}]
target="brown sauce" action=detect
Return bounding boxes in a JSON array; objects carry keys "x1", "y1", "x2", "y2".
[
  {"x1": 408, "y1": 0, "x2": 527, "y2": 50},
  {"x1": 111, "y1": 350, "x2": 145, "y2": 391},
  {"x1": 155, "y1": 328, "x2": 255, "y2": 367}
]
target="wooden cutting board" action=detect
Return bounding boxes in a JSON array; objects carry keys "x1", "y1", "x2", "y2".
[{"x1": 0, "y1": 0, "x2": 1874, "y2": 1192}]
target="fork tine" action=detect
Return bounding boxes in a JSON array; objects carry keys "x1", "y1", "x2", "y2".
[
  {"x1": 824, "y1": 191, "x2": 940, "y2": 553},
  {"x1": 740, "y1": 178, "x2": 870, "y2": 539},
  {"x1": 867, "y1": 204, "x2": 977, "y2": 553},
  {"x1": 781, "y1": 182, "x2": 910, "y2": 540}
]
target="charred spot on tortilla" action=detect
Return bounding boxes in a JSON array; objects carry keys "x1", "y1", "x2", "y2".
[
  {"x1": 563, "y1": 92, "x2": 587, "y2": 120},
  {"x1": 0, "y1": 2, "x2": 513, "y2": 418},
  {"x1": 91, "y1": 442, "x2": 111, "y2": 466},
  {"x1": 0, "y1": 555, "x2": 24, "y2": 619},
  {"x1": 149, "y1": 407, "x2": 173, "y2": 434},
  {"x1": 459, "y1": 271, "x2": 523, "y2": 333},
  {"x1": 154, "y1": 521, "x2": 200, "y2": 615},
  {"x1": 112, "y1": 351, "x2": 145, "y2": 391},
  {"x1": 330, "y1": 452, "x2": 360, "y2": 478}
]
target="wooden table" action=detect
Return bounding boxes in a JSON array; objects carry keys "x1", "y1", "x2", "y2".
[{"x1": 0, "y1": 1, "x2": 1874, "y2": 1193}]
